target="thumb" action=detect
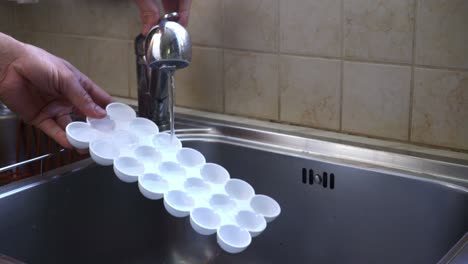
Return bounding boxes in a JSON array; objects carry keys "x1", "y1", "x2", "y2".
[{"x1": 134, "y1": 0, "x2": 160, "y2": 36}]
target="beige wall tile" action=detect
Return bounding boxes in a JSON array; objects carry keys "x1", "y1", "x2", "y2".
[
  {"x1": 78, "y1": 0, "x2": 131, "y2": 9},
  {"x1": 280, "y1": 56, "x2": 341, "y2": 130},
  {"x1": 9, "y1": 0, "x2": 467, "y2": 151},
  {"x1": 224, "y1": 0, "x2": 277, "y2": 52},
  {"x1": 88, "y1": 39, "x2": 129, "y2": 97},
  {"x1": 280, "y1": 0, "x2": 341, "y2": 57},
  {"x1": 15, "y1": 4, "x2": 52, "y2": 32},
  {"x1": 188, "y1": 0, "x2": 223, "y2": 46},
  {"x1": 343, "y1": 62, "x2": 411, "y2": 140},
  {"x1": 412, "y1": 68, "x2": 468, "y2": 150},
  {"x1": 128, "y1": 4, "x2": 143, "y2": 39},
  {"x1": 416, "y1": 0, "x2": 468, "y2": 69},
  {"x1": 344, "y1": 0, "x2": 415, "y2": 63},
  {"x1": 225, "y1": 50, "x2": 279, "y2": 120},
  {"x1": 41, "y1": 0, "x2": 74, "y2": 8},
  {"x1": 175, "y1": 47, "x2": 223, "y2": 112},
  {"x1": 0, "y1": 2, "x2": 15, "y2": 31},
  {"x1": 44, "y1": 0, "x2": 138, "y2": 39},
  {"x1": 48, "y1": 35, "x2": 89, "y2": 75},
  {"x1": 51, "y1": 6, "x2": 133, "y2": 39}
]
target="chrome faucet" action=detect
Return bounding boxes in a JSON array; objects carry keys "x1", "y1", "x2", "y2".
[{"x1": 135, "y1": 12, "x2": 191, "y2": 130}]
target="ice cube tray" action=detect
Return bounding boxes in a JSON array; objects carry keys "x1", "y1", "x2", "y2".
[{"x1": 65, "y1": 102, "x2": 281, "y2": 254}]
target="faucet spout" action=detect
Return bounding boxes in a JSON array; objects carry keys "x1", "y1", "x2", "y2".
[{"x1": 135, "y1": 12, "x2": 192, "y2": 131}]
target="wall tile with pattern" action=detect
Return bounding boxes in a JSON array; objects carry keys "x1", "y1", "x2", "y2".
[
  {"x1": 412, "y1": 68, "x2": 468, "y2": 150},
  {"x1": 225, "y1": 50, "x2": 279, "y2": 120},
  {"x1": 343, "y1": 62, "x2": 411, "y2": 140},
  {"x1": 280, "y1": 56, "x2": 341, "y2": 130}
]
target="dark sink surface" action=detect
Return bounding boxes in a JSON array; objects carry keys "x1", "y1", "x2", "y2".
[{"x1": 0, "y1": 140, "x2": 467, "y2": 264}]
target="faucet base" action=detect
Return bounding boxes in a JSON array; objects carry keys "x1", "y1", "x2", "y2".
[{"x1": 157, "y1": 123, "x2": 170, "y2": 132}]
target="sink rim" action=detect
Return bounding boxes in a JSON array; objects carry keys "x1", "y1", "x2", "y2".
[
  {"x1": 1, "y1": 110, "x2": 468, "y2": 196},
  {"x1": 174, "y1": 113, "x2": 468, "y2": 191}
]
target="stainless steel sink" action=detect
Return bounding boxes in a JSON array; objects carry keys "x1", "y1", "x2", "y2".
[{"x1": 0, "y1": 112, "x2": 467, "y2": 264}]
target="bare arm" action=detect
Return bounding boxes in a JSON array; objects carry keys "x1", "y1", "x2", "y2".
[{"x1": 0, "y1": 32, "x2": 113, "y2": 148}]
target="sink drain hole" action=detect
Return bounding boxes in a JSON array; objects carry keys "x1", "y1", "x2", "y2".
[
  {"x1": 330, "y1": 173, "x2": 335, "y2": 189},
  {"x1": 308, "y1": 169, "x2": 314, "y2": 185},
  {"x1": 301, "y1": 167, "x2": 335, "y2": 190}
]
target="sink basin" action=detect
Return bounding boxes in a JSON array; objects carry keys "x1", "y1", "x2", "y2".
[{"x1": 0, "y1": 112, "x2": 467, "y2": 263}]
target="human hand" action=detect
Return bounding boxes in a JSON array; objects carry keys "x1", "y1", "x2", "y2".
[
  {"x1": 134, "y1": 0, "x2": 192, "y2": 36},
  {"x1": 0, "y1": 34, "x2": 113, "y2": 149}
]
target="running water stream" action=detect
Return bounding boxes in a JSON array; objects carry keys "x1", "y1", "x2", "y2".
[{"x1": 168, "y1": 70, "x2": 176, "y2": 140}]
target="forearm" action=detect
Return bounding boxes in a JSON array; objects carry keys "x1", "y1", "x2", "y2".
[{"x1": 0, "y1": 32, "x2": 25, "y2": 85}]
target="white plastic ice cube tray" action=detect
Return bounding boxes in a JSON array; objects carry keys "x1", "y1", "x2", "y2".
[{"x1": 65, "y1": 102, "x2": 281, "y2": 254}]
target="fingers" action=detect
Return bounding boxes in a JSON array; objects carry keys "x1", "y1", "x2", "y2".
[
  {"x1": 162, "y1": 0, "x2": 191, "y2": 26},
  {"x1": 161, "y1": 0, "x2": 177, "y2": 13},
  {"x1": 56, "y1": 114, "x2": 72, "y2": 130},
  {"x1": 76, "y1": 148, "x2": 89, "y2": 155},
  {"x1": 30, "y1": 102, "x2": 73, "y2": 149},
  {"x1": 23, "y1": 50, "x2": 108, "y2": 120},
  {"x1": 134, "y1": 0, "x2": 191, "y2": 34},
  {"x1": 63, "y1": 60, "x2": 113, "y2": 112},
  {"x1": 36, "y1": 114, "x2": 89, "y2": 153},
  {"x1": 36, "y1": 118, "x2": 73, "y2": 149},
  {"x1": 134, "y1": 0, "x2": 160, "y2": 35},
  {"x1": 59, "y1": 71, "x2": 107, "y2": 119},
  {"x1": 177, "y1": 0, "x2": 192, "y2": 27},
  {"x1": 78, "y1": 75, "x2": 113, "y2": 109}
]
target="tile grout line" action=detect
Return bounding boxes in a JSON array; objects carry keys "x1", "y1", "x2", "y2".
[
  {"x1": 13, "y1": 3, "x2": 19, "y2": 33},
  {"x1": 11, "y1": 2, "x2": 16, "y2": 34},
  {"x1": 277, "y1": 0, "x2": 281, "y2": 122},
  {"x1": 86, "y1": 37, "x2": 92, "y2": 93},
  {"x1": 221, "y1": 0, "x2": 226, "y2": 115},
  {"x1": 220, "y1": 46, "x2": 467, "y2": 70},
  {"x1": 83, "y1": 36, "x2": 90, "y2": 76},
  {"x1": 411, "y1": 63, "x2": 468, "y2": 72},
  {"x1": 15, "y1": 29, "x2": 468, "y2": 73},
  {"x1": 15, "y1": 30, "x2": 134, "y2": 43},
  {"x1": 127, "y1": 41, "x2": 132, "y2": 98},
  {"x1": 339, "y1": 0, "x2": 344, "y2": 132},
  {"x1": 214, "y1": 46, "x2": 468, "y2": 73},
  {"x1": 408, "y1": 0, "x2": 419, "y2": 141}
]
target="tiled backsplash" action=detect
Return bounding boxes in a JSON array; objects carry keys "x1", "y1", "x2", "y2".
[{"x1": 0, "y1": 0, "x2": 467, "y2": 151}]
